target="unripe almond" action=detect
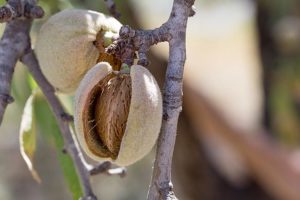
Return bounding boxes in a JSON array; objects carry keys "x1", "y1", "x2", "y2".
[
  {"x1": 35, "y1": 9, "x2": 122, "y2": 93},
  {"x1": 74, "y1": 62, "x2": 162, "y2": 166}
]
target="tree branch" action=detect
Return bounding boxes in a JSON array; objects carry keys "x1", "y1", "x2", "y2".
[
  {"x1": 0, "y1": 0, "x2": 35, "y2": 124},
  {"x1": 21, "y1": 50, "x2": 97, "y2": 200},
  {"x1": 105, "y1": 0, "x2": 195, "y2": 199},
  {"x1": 147, "y1": 1, "x2": 194, "y2": 199}
]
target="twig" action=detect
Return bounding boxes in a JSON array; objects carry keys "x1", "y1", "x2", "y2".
[
  {"x1": 105, "y1": 167, "x2": 126, "y2": 177},
  {"x1": 147, "y1": 1, "x2": 194, "y2": 199},
  {"x1": 88, "y1": 161, "x2": 126, "y2": 177},
  {"x1": 0, "y1": 0, "x2": 43, "y2": 124},
  {"x1": 21, "y1": 50, "x2": 97, "y2": 200},
  {"x1": 106, "y1": 0, "x2": 195, "y2": 199},
  {"x1": 88, "y1": 161, "x2": 111, "y2": 175},
  {"x1": 103, "y1": 0, "x2": 120, "y2": 19}
]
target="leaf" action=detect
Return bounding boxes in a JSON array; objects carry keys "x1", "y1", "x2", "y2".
[
  {"x1": 19, "y1": 92, "x2": 41, "y2": 183},
  {"x1": 34, "y1": 95, "x2": 83, "y2": 199},
  {"x1": 27, "y1": 74, "x2": 38, "y2": 90}
]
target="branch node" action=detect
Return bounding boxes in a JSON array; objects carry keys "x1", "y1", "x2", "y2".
[
  {"x1": 0, "y1": 1, "x2": 44, "y2": 22},
  {"x1": 159, "y1": 182, "x2": 176, "y2": 199},
  {"x1": 0, "y1": 6, "x2": 12, "y2": 22},
  {"x1": 24, "y1": 4, "x2": 44, "y2": 19},
  {"x1": 106, "y1": 24, "x2": 169, "y2": 66},
  {"x1": 119, "y1": 25, "x2": 135, "y2": 38},
  {"x1": 89, "y1": 161, "x2": 127, "y2": 177},
  {"x1": 62, "y1": 147, "x2": 68, "y2": 154},
  {"x1": 60, "y1": 112, "x2": 74, "y2": 122},
  {"x1": 137, "y1": 52, "x2": 150, "y2": 66},
  {"x1": 0, "y1": 93, "x2": 14, "y2": 104},
  {"x1": 89, "y1": 161, "x2": 111, "y2": 175},
  {"x1": 189, "y1": 5, "x2": 196, "y2": 17}
]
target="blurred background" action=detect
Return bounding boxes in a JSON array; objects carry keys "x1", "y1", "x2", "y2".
[{"x1": 1, "y1": 0, "x2": 300, "y2": 199}]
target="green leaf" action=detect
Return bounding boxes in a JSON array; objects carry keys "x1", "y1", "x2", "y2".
[
  {"x1": 19, "y1": 92, "x2": 41, "y2": 183},
  {"x1": 34, "y1": 95, "x2": 83, "y2": 199},
  {"x1": 27, "y1": 74, "x2": 38, "y2": 90}
]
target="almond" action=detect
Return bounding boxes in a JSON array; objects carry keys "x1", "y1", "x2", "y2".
[{"x1": 74, "y1": 62, "x2": 162, "y2": 166}]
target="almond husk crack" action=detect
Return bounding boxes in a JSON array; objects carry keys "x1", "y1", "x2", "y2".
[{"x1": 94, "y1": 30, "x2": 121, "y2": 71}]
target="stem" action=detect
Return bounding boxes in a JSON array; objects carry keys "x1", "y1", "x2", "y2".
[
  {"x1": 0, "y1": 0, "x2": 34, "y2": 124},
  {"x1": 105, "y1": 1, "x2": 195, "y2": 199},
  {"x1": 21, "y1": 50, "x2": 97, "y2": 200},
  {"x1": 146, "y1": 0, "x2": 194, "y2": 199}
]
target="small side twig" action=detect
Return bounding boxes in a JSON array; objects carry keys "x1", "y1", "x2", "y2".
[
  {"x1": 88, "y1": 161, "x2": 126, "y2": 177},
  {"x1": 23, "y1": 3, "x2": 44, "y2": 19},
  {"x1": 88, "y1": 161, "x2": 111, "y2": 175},
  {"x1": 105, "y1": 167, "x2": 126, "y2": 177}
]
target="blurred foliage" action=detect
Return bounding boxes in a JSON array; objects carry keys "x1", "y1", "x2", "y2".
[
  {"x1": 257, "y1": 0, "x2": 300, "y2": 146},
  {"x1": 270, "y1": 64, "x2": 300, "y2": 146},
  {"x1": 258, "y1": 0, "x2": 297, "y2": 22}
]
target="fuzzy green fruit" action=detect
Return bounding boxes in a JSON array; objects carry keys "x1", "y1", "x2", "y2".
[{"x1": 35, "y1": 9, "x2": 122, "y2": 93}]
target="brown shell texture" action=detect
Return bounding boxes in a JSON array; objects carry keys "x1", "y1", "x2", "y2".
[
  {"x1": 94, "y1": 74, "x2": 131, "y2": 158},
  {"x1": 74, "y1": 62, "x2": 163, "y2": 166},
  {"x1": 82, "y1": 73, "x2": 115, "y2": 158}
]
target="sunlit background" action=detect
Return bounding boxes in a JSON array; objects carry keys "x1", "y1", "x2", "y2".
[{"x1": 1, "y1": 0, "x2": 300, "y2": 199}]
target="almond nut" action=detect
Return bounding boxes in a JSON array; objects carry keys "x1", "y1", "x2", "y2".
[{"x1": 74, "y1": 62, "x2": 162, "y2": 166}]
